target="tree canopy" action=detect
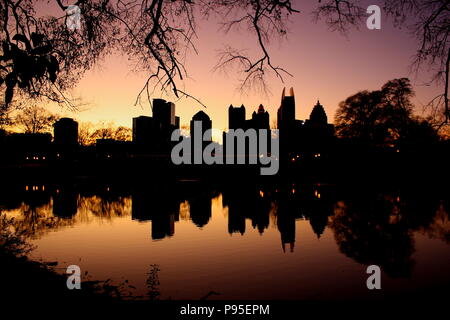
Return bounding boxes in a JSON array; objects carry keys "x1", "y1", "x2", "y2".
[
  {"x1": 14, "y1": 105, "x2": 59, "y2": 134},
  {"x1": 335, "y1": 78, "x2": 440, "y2": 148}
]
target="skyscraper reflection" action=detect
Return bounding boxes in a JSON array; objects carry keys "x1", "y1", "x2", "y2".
[
  {"x1": 188, "y1": 192, "x2": 212, "y2": 228},
  {"x1": 131, "y1": 186, "x2": 180, "y2": 240}
]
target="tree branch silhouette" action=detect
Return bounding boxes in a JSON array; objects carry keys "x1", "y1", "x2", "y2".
[
  {"x1": 1, "y1": 0, "x2": 448, "y2": 125},
  {"x1": 314, "y1": 0, "x2": 449, "y2": 127}
]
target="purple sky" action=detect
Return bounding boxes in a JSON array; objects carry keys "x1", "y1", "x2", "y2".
[{"x1": 42, "y1": 0, "x2": 441, "y2": 132}]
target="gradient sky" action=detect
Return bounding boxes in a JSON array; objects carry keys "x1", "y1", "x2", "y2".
[{"x1": 44, "y1": 0, "x2": 441, "y2": 132}]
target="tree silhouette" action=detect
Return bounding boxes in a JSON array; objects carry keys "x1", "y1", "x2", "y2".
[
  {"x1": 0, "y1": 214, "x2": 34, "y2": 257},
  {"x1": 14, "y1": 105, "x2": 59, "y2": 134},
  {"x1": 315, "y1": 0, "x2": 449, "y2": 127},
  {"x1": 91, "y1": 123, "x2": 132, "y2": 142},
  {"x1": 77, "y1": 121, "x2": 95, "y2": 146},
  {"x1": 0, "y1": 108, "x2": 11, "y2": 129},
  {"x1": 335, "y1": 90, "x2": 383, "y2": 144},
  {"x1": 335, "y1": 78, "x2": 439, "y2": 148},
  {"x1": 78, "y1": 121, "x2": 132, "y2": 145},
  {"x1": 329, "y1": 193, "x2": 417, "y2": 278},
  {"x1": 1, "y1": 1, "x2": 448, "y2": 124},
  {"x1": 0, "y1": 0, "x2": 299, "y2": 110}
]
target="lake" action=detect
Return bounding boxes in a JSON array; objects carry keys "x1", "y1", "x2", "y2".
[{"x1": 2, "y1": 180, "x2": 449, "y2": 300}]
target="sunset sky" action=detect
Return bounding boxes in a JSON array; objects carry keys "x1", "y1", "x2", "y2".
[{"x1": 44, "y1": 0, "x2": 441, "y2": 132}]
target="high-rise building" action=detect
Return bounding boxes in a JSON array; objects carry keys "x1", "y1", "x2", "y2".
[
  {"x1": 251, "y1": 104, "x2": 270, "y2": 129},
  {"x1": 190, "y1": 111, "x2": 212, "y2": 138},
  {"x1": 228, "y1": 104, "x2": 246, "y2": 130},
  {"x1": 308, "y1": 100, "x2": 328, "y2": 125},
  {"x1": 53, "y1": 118, "x2": 78, "y2": 147},
  {"x1": 132, "y1": 116, "x2": 154, "y2": 145},
  {"x1": 153, "y1": 98, "x2": 176, "y2": 127},
  {"x1": 304, "y1": 100, "x2": 335, "y2": 152},
  {"x1": 225, "y1": 104, "x2": 272, "y2": 164},
  {"x1": 132, "y1": 99, "x2": 179, "y2": 152},
  {"x1": 277, "y1": 87, "x2": 295, "y2": 129},
  {"x1": 190, "y1": 111, "x2": 212, "y2": 164}
]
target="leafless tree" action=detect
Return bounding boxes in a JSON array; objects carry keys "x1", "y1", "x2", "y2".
[
  {"x1": 211, "y1": 0, "x2": 299, "y2": 95},
  {"x1": 312, "y1": 0, "x2": 366, "y2": 33},
  {"x1": 314, "y1": 0, "x2": 449, "y2": 128},
  {"x1": 79, "y1": 121, "x2": 132, "y2": 145},
  {"x1": 0, "y1": 0, "x2": 299, "y2": 111},
  {"x1": 77, "y1": 121, "x2": 95, "y2": 146},
  {"x1": 14, "y1": 105, "x2": 59, "y2": 133}
]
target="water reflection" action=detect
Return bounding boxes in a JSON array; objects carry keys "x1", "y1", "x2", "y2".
[
  {"x1": 223, "y1": 187, "x2": 271, "y2": 235},
  {"x1": 53, "y1": 186, "x2": 77, "y2": 219},
  {"x1": 1, "y1": 181, "x2": 449, "y2": 298},
  {"x1": 131, "y1": 187, "x2": 180, "y2": 240},
  {"x1": 329, "y1": 187, "x2": 448, "y2": 278}
]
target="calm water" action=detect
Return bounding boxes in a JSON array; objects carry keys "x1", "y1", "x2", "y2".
[{"x1": 2, "y1": 181, "x2": 450, "y2": 300}]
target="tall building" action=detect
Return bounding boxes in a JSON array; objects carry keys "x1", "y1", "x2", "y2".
[
  {"x1": 153, "y1": 98, "x2": 176, "y2": 127},
  {"x1": 132, "y1": 116, "x2": 154, "y2": 145},
  {"x1": 228, "y1": 104, "x2": 246, "y2": 130},
  {"x1": 4, "y1": 133, "x2": 52, "y2": 162},
  {"x1": 53, "y1": 118, "x2": 78, "y2": 147},
  {"x1": 308, "y1": 100, "x2": 328, "y2": 125},
  {"x1": 251, "y1": 104, "x2": 270, "y2": 129},
  {"x1": 132, "y1": 98, "x2": 179, "y2": 152},
  {"x1": 304, "y1": 100, "x2": 335, "y2": 152},
  {"x1": 190, "y1": 111, "x2": 212, "y2": 138},
  {"x1": 224, "y1": 104, "x2": 271, "y2": 164},
  {"x1": 190, "y1": 111, "x2": 212, "y2": 164},
  {"x1": 277, "y1": 87, "x2": 296, "y2": 130},
  {"x1": 275, "y1": 88, "x2": 335, "y2": 161}
]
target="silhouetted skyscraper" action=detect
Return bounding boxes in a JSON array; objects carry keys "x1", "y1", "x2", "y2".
[
  {"x1": 304, "y1": 100, "x2": 335, "y2": 152},
  {"x1": 190, "y1": 111, "x2": 212, "y2": 164},
  {"x1": 132, "y1": 98, "x2": 180, "y2": 152},
  {"x1": 277, "y1": 87, "x2": 295, "y2": 130},
  {"x1": 153, "y1": 98, "x2": 176, "y2": 127},
  {"x1": 228, "y1": 104, "x2": 246, "y2": 130},
  {"x1": 308, "y1": 100, "x2": 328, "y2": 125},
  {"x1": 251, "y1": 104, "x2": 270, "y2": 129},
  {"x1": 133, "y1": 116, "x2": 154, "y2": 145},
  {"x1": 190, "y1": 111, "x2": 212, "y2": 138},
  {"x1": 53, "y1": 118, "x2": 78, "y2": 147}
]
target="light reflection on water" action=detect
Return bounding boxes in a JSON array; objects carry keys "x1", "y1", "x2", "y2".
[{"x1": 1, "y1": 182, "x2": 449, "y2": 300}]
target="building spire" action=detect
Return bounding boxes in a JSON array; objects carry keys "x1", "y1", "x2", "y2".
[
  {"x1": 289, "y1": 87, "x2": 294, "y2": 97},
  {"x1": 310, "y1": 100, "x2": 328, "y2": 124},
  {"x1": 281, "y1": 87, "x2": 286, "y2": 102}
]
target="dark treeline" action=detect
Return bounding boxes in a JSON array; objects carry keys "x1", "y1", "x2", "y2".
[{"x1": 1, "y1": 79, "x2": 449, "y2": 184}]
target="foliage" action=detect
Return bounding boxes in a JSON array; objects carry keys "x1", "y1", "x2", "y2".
[
  {"x1": 0, "y1": 214, "x2": 34, "y2": 257},
  {"x1": 335, "y1": 78, "x2": 439, "y2": 148},
  {"x1": 314, "y1": 0, "x2": 449, "y2": 125},
  {"x1": 78, "y1": 121, "x2": 132, "y2": 145}
]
